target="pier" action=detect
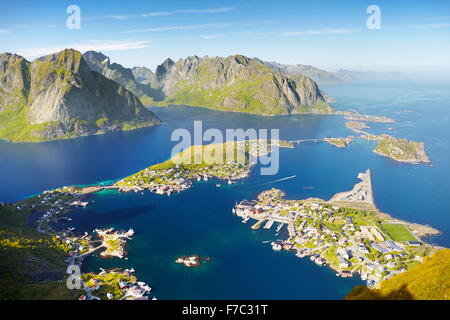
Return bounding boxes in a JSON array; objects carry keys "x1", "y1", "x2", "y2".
[
  {"x1": 264, "y1": 220, "x2": 275, "y2": 229},
  {"x1": 329, "y1": 169, "x2": 375, "y2": 207}
]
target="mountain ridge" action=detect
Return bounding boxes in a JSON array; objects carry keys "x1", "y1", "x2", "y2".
[
  {"x1": 0, "y1": 49, "x2": 160, "y2": 142},
  {"x1": 147, "y1": 54, "x2": 334, "y2": 115}
]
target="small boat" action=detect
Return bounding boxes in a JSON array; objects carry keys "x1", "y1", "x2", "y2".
[
  {"x1": 232, "y1": 208, "x2": 236, "y2": 214},
  {"x1": 216, "y1": 184, "x2": 221, "y2": 187},
  {"x1": 276, "y1": 222, "x2": 284, "y2": 233}
]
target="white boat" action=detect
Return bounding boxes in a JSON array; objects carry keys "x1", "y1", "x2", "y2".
[
  {"x1": 276, "y1": 222, "x2": 284, "y2": 233},
  {"x1": 216, "y1": 184, "x2": 221, "y2": 187}
]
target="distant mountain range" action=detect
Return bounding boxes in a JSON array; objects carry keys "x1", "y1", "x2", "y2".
[
  {"x1": 7, "y1": 49, "x2": 409, "y2": 142},
  {"x1": 146, "y1": 55, "x2": 333, "y2": 115},
  {"x1": 89, "y1": 53, "x2": 333, "y2": 115},
  {"x1": 0, "y1": 49, "x2": 160, "y2": 142}
]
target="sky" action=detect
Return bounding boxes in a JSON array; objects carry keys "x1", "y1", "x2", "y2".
[{"x1": 1, "y1": 0, "x2": 450, "y2": 74}]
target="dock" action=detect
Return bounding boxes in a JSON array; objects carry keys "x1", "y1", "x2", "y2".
[{"x1": 264, "y1": 220, "x2": 275, "y2": 229}]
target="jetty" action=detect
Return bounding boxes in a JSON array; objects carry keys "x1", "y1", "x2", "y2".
[
  {"x1": 264, "y1": 220, "x2": 275, "y2": 229},
  {"x1": 329, "y1": 169, "x2": 375, "y2": 207}
]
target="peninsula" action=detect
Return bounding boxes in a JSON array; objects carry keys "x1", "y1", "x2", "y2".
[
  {"x1": 115, "y1": 139, "x2": 294, "y2": 195},
  {"x1": 234, "y1": 169, "x2": 441, "y2": 286},
  {"x1": 0, "y1": 187, "x2": 152, "y2": 300},
  {"x1": 342, "y1": 114, "x2": 430, "y2": 164}
]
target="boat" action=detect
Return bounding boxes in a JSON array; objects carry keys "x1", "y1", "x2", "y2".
[
  {"x1": 263, "y1": 219, "x2": 274, "y2": 229},
  {"x1": 232, "y1": 208, "x2": 236, "y2": 214},
  {"x1": 242, "y1": 216, "x2": 250, "y2": 223},
  {"x1": 276, "y1": 222, "x2": 284, "y2": 233},
  {"x1": 271, "y1": 242, "x2": 282, "y2": 251},
  {"x1": 216, "y1": 184, "x2": 221, "y2": 187}
]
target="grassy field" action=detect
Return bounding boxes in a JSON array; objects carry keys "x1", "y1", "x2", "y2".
[{"x1": 382, "y1": 224, "x2": 417, "y2": 242}]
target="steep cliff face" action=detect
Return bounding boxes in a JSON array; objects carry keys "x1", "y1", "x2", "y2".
[
  {"x1": 150, "y1": 55, "x2": 333, "y2": 115},
  {"x1": 132, "y1": 66, "x2": 153, "y2": 85},
  {"x1": 0, "y1": 49, "x2": 160, "y2": 142}
]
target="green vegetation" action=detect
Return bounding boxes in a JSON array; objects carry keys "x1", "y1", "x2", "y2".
[
  {"x1": 324, "y1": 137, "x2": 352, "y2": 148},
  {"x1": 150, "y1": 55, "x2": 333, "y2": 115},
  {"x1": 82, "y1": 271, "x2": 137, "y2": 300},
  {"x1": 382, "y1": 224, "x2": 417, "y2": 242},
  {"x1": 346, "y1": 249, "x2": 450, "y2": 300},
  {"x1": 374, "y1": 136, "x2": 430, "y2": 163},
  {"x1": 0, "y1": 204, "x2": 74, "y2": 299}
]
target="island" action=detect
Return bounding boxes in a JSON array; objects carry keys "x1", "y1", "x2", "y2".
[
  {"x1": 175, "y1": 255, "x2": 211, "y2": 268},
  {"x1": 324, "y1": 137, "x2": 352, "y2": 148},
  {"x1": 234, "y1": 169, "x2": 442, "y2": 286},
  {"x1": 115, "y1": 139, "x2": 294, "y2": 195},
  {"x1": 343, "y1": 117, "x2": 430, "y2": 164},
  {"x1": 345, "y1": 121, "x2": 369, "y2": 130},
  {"x1": 342, "y1": 112, "x2": 395, "y2": 124},
  {"x1": 374, "y1": 136, "x2": 430, "y2": 164}
]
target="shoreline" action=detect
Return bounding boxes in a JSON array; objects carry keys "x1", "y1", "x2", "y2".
[{"x1": 234, "y1": 170, "x2": 444, "y2": 286}]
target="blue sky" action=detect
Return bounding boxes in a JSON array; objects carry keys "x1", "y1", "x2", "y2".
[{"x1": 1, "y1": 0, "x2": 449, "y2": 73}]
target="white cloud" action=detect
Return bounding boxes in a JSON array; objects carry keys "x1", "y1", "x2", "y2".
[
  {"x1": 276, "y1": 28, "x2": 357, "y2": 36},
  {"x1": 122, "y1": 22, "x2": 237, "y2": 33},
  {"x1": 16, "y1": 40, "x2": 150, "y2": 59},
  {"x1": 121, "y1": 20, "x2": 274, "y2": 34},
  {"x1": 0, "y1": 29, "x2": 9, "y2": 34},
  {"x1": 176, "y1": 7, "x2": 234, "y2": 14},
  {"x1": 411, "y1": 22, "x2": 450, "y2": 29},
  {"x1": 86, "y1": 6, "x2": 234, "y2": 20}
]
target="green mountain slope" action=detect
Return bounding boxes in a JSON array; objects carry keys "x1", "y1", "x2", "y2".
[
  {"x1": 346, "y1": 249, "x2": 450, "y2": 300},
  {"x1": 0, "y1": 49, "x2": 160, "y2": 142},
  {"x1": 150, "y1": 55, "x2": 334, "y2": 115}
]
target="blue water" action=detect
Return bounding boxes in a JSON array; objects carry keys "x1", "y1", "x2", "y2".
[{"x1": 0, "y1": 81, "x2": 449, "y2": 299}]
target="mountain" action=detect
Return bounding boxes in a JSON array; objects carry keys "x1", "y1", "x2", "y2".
[
  {"x1": 265, "y1": 61, "x2": 347, "y2": 86},
  {"x1": 0, "y1": 49, "x2": 160, "y2": 142},
  {"x1": 82, "y1": 51, "x2": 158, "y2": 105},
  {"x1": 346, "y1": 249, "x2": 450, "y2": 300},
  {"x1": 132, "y1": 66, "x2": 153, "y2": 85},
  {"x1": 149, "y1": 55, "x2": 333, "y2": 115}
]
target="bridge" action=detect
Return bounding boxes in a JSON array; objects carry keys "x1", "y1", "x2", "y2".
[{"x1": 290, "y1": 139, "x2": 322, "y2": 144}]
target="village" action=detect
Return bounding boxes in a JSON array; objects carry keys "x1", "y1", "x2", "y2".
[
  {"x1": 13, "y1": 187, "x2": 154, "y2": 300},
  {"x1": 114, "y1": 139, "x2": 294, "y2": 195},
  {"x1": 115, "y1": 161, "x2": 252, "y2": 195},
  {"x1": 234, "y1": 173, "x2": 437, "y2": 287}
]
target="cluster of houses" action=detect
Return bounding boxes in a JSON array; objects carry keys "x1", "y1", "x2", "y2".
[
  {"x1": 86, "y1": 269, "x2": 152, "y2": 300},
  {"x1": 235, "y1": 189, "x2": 425, "y2": 286},
  {"x1": 116, "y1": 161, "x2": 251, "y2": 195}
]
